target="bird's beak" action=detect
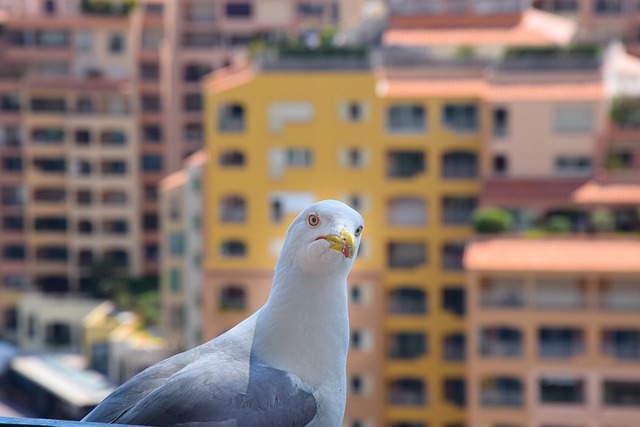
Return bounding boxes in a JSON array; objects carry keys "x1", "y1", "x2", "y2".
[{"x1": 315, "y1": 228, "x2": 355, "y2": 259}]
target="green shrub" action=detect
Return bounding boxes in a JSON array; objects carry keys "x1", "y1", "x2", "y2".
[
  {"x1": 545, "y1": 215, "x2": 572, "y2": 233},
  {"x1": 473, "y1": 207, "x2": 513, "y2": 234}
]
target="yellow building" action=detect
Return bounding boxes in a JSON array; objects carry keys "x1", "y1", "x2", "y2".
[{"x1": 203, "y1": 49, "x2": 481, "y2": 427}]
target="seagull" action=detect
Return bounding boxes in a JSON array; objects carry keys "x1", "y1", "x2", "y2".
[{"x1": 83, "y1": 200, "x2": 364, "y2": 426}]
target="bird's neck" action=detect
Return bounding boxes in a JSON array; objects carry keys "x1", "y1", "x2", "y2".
[{"x1": 252, "y1": 264, "x2": 350, "y2": 387}]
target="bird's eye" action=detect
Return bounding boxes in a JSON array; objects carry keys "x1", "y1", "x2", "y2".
[
  {"x1": 307, "y1": 213, "x2": 320, "y2": 227},
  {"x1": 355, "y1": 225, "x2": 363, "y2": 237}
]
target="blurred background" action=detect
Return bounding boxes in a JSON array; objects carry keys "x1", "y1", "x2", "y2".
[{"x1": 0, "y1": 0, "x2": 639, "y2": 426}]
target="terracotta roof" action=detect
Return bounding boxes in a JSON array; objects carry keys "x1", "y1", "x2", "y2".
[
  {"x1": 206, "y1": 63, "x2": 255, "y2": 94},
  {"x1": 481, "y1": 178, "x2": 588, "y2": 208},
  {"x1": 378, "y1": 78, "x2": 603, "y2": 101},
  {"x1": 465, "y1": 238, "x2": 640, "y2": 273},
  {"x1": 384, "y1": 9, "x2": 575, "y2": 47},
  {"x1": 572, "y1": 180, "x2": 640, "y2": 205},
  {"x1": 183, "y1": 149, "x2": 208, "y2": 168},
  {"x1": 159, "y1": 170, "x2": 186, "y2": 191}
]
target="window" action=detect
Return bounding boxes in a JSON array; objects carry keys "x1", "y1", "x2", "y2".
[
  {"x1": 35, "y1": 246, "x2": 68, "y2": 261},
  {"x1": 220, "y1": 196, "x2": 246, "y2": 223},
  {"x1": 219, "y1": 150, "x2": 245, "y2": 167},
  {"x1": 481, "y1": 377, "x2": 523, "y2": 407},
  {"x1": 76, "y1": 97, "x2": 93, "y2": 113},
  {"x1": 33, "y1": 188, "x2": 66, "y2": 202},
  {"x1": 298, "y1": 3, "x2": 324, "y2": 17},
  {"x1": 349, "y1": 285, "x2": 365, "y2": 305},
  {"x1": 78, "y1": 250, "x2": 93, "y2": 268},
  {"x1": 184, "y1": 123, "x2": 202, "y2": 141},
  {"x1": 594, "y1": 0, "x2": 626, "y2": 14},
  {"x1": 77, "y1": 220, "x2": 93, "y2": 234},
  {"x1": 76, "y1": 190, "x2": 92, "y2": 205},
  {"x1": 555, "y1": 156, "x2": 591, "y2": 176},
  {"x1": 3, "y1": 245, "x2": 25, "y2": 260},
  {"x1": 286, "y1": 149, "x2": 313, "y2": 167},
  {"x1": 387, "y1": 197, "x2": 427, "y2": 226},
  {"x1": 387, "y1": 242, "x2": 427, "y2": 269},
  {"x1": 141, "y1": 95, "x2": 161, "y2": 113},
  {"x1": 442, "y1": 287, "x2": 465, "y2": 316},
  {"x1": 444, "y1": 378, "x2": 466, "y2": 407},
  {"x1": 493, "y1": 107, "x2": 508, "y2": 137},
  {"x1": 32, "y1": 128, "x2": 64, "y2": 144},
  {"x1": 169, "y1": 268, "x2": 181, "y2": 292},
  {"x1": 226, "y1": 2, "x2": 252, "y2": 18},
  {"x1": 481, "y1": 278, "x2": 525, "y2": 308},
  {"x1": 101, "y1": 160, "x2": 127, "y2": 175},
  {"x1": 143, "y1": 125, "x2": 162, "y2": 143},
  {"x1": 479, "y1": 327, "x2": 522, "y2": 358},
  {"x1": 387, "y1": 151, "x2": 425, "y2": 178},
  {"x1": 350, "y1": 375, "x2": 364, "y2": 396},
  {"x1": 493, "y1": 154, "x2": 508, "y2": 175},
  {"x1": 221, "y1": 240, "x2": 246, "y2": 257},
  {"x1": 143, "y1": 213, "x2": 158, "y2": 231},
  {"x1": 442, "y1": 242, "x2": 465, "y2": 271},
  {"x1": 603, "y1": 380, "x2": 640, "y2": 406},
  {"x1": 218, "y1": 103, "x2": 245, "y2": 132},
  {"x1": 101, "y1": 130, "x2": 126, "y2": 146},
  {"x1": 539, "y1": 377, "x2": 584, "y2": 404},
  {"x1": 442, "y1": 104, "x2": 478, "y2": 132},
  {"x1": 142, "y1": 155, "x2": 163, "y2": 172},
  {"x1": 75, "y1": 129, "x2": 91, "y2": 145},
  {"x1": 3, "y1": 216, "x2": 24, "y2": 231},
  {"x1": 442, "y1": 151, "x2": 478, "y2": 179},
  {"x1": 109, "y1": 33, "x2": 125, "y2": 53},
  {"x1": 184, "y1": 63, "x2": 212, "y2": 82},
  {"x1": 140, "y1": 62, "x2": 159, "y2": 81},
  {"x1": 2, "y1": 157, "x2": 22, "y2": 172},
  {"x1": 103, "y1": 219, "x2": 128, "y2": 235},
  {"x1": 388, "y1": 332, "x2": 427, "y2": 359},
  {"x1": 220, "y1": 286, "x2": 246, "y2": 310},
  {"x1": 442, "y1": 196, "x2": 477, "y2": 225},
  {"x1": 1, "y1": 186, "x2": 23, "y2": 206},
  {"x1": 45, "y1": 323, "x2": 71, "y2": 346},
  {"x1": 341, "y1": 147, "x2": 367, "y2": 168},
  {"x1": 443, "y1": 333, "x2": 465, "y2": 362},
  {"x1": 538, "y1": 327, "x2": 584, "y2": 358},
  {"x1": 387, "y1": 104, "x2": 426, "y2": 133},
  {"x1": 184, "y1": 93, "x2": 202, "y2": 112},
  {"x1": 345, "y1": 101, "x2": 363, "y2": 122},
  {"x1": 34, "y1": 217, "x2": 67, "y2": 232},
  {"x1": 44, "y1": 0, "x2": 57, "y2": 15},
  {"x1": 602, "y1": 329, "x2": 640, "y2": 360},
  {"x1": 388, "y1": 378, "x2": 426, "y2": 406},
  {"x1": 388, "y1": 288, "x2": 427, "y2": 315},
  {"x1": 554, "y1": 106, "x2": 592, "y2": 133}
]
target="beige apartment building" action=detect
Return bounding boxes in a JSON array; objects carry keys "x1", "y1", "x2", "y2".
[{"x1": 465, "y1": 238, "x2": 640, "y2": 427}]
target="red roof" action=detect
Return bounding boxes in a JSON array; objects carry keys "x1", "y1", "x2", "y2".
[
  {"x1": 481, "y1": 178, "x2": 588, "y2": 208},
  {"x1": 573, "y1": 180, "x2": 640, "y2": 205},
  {"x1": 465, "y1": 238, "x2": 640, "y2": 273}
]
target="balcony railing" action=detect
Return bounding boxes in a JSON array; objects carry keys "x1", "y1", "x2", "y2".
[
  {"x1": 480, "y1": 341, "x2": 522, "y2": 357},
  {"x1": 603, "y1": 344, "x2": 640, "y2": 360},
  {"x1": 481, "y1": 391, "x2": 523, "y2": 407},
  {"x1": 480, "y1": 294, "x2": 524, "y2": 308},
  {"x1": 539, "y1": 342, "x2": 584, "y2": 358},
  {"x1": 388, "y1": 391, "x2": 426, "y2": 406}
]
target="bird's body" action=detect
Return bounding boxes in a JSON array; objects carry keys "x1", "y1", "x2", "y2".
[{"x1": 83, "y1": 200, "x2": 364, "y2": 427}]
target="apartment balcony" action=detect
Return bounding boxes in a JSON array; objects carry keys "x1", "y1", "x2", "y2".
[
  {"x1": 480, "y1": 341, "x2": 522, "y2": 358},
  {"x1": 604, "y1": 380, "x2": 640, "y2": 407},
  {"x1": 602, "y1": 329, "x2": 640, "y2": 360},
  {"x1": 443, "y1": 333, "x2": 465, "y2": 362},
  {"x1": 603, "y1": 343, "x2": 640, "y2": 360},
  {"x1": 600, "y1": 282, "x2": 640, "y2": 311},
  {"x1": 388, "y1": 378, "x2": 427, "y2": 406},
  {"x1": 387, "y1": 288, "x2": 427, "y2": 315},
  {"x1": 539, "y1": 377, "x2": 585, "y2": 405},
  {"x1": 480, "y1": 390, "x2": 523, "y2": 407},
  {"x1": 538, "y1": 342, "x2": 584, "y2": 359}
]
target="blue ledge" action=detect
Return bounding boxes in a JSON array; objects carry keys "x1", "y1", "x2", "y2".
[{"x1": 0, "y1": 417, "x2": 146, "y2": 426}]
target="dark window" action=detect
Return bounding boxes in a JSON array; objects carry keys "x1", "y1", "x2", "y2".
[
  {"x1": 141, "y1": 95, "x2": 161, "y2": 113},
  {"x1": 442, "y1": 196, "x2": 477, "y2": 225},
  {"x1": 220, "y1": 150, "x2": 245, "y2": 166},
  {"x1": 493, "y1": 155, "x2": 508, "y2": 175},
  {"x1": 443, "y1": 104, "x2": 478, "y2": 132},
  {"x1": 388, "y1": 288, "x2": 427, "y2": 314},
  {"x1": 184, "y1": 93, "x2": 202, "y2": 112},
  {"x1": 34, "y1": 217, "x2": 67, "y2": 232},
  {"x1": 442, "y1": 242, "x2": 465, "y2": 271},
  {"x1": 184, "y1": 123, "x2": 203, "y2": 141},
  {"x1": 226, "y1": 3, "x2": 252, "y2": 18},
  {"x1": 442, "y1": 287, "x2": 465, "y2": 316},
  {"x1": 101, "y1": 130, "x2": 126, "y2": 145},
  {"x1": 184, "y1": 63, "x2": 212, "y2": 82},
  {"x1": 387, "y1": 151, "x2": 425, "y2": 178},
  {"x1": 493, "y1": 107, "x2": 508, "y2": 137},
  {"x1": 109, "y1": 33, "x2": 125, "y2": 53},
  {"x1": 2, "y1": 157, "x2": 22, "y2": 171},
  {"x1": 142, "y1": 155, "x2": 163, "y2": 172},
  {"x1": 143, "y1": 214, "x2": 159, "y2": 231},
  {"x1": 218, "y1": 104, "x2": 245, "y2": 132},
  {"x1": 75, "y1": 129, "x2": 91, "y2": 145},
  {"x1": 220, "y1": 286, "x2": 246, "y2": 310},
  {"x1": 33, "y1": 158, "x2": 66, "y2": 173},
  {"x1": 44, "y1": 0, "x2": 57, "y2": 14},
  {"x1": 444, "y1": 378, "x2": 466, "y2": 407},
  {"x1": 603, "y1": 381, "x2": 640, "y2": 406},
  {"x1": 101, "y1": 160, "x2": 127, "y2": 175},
  {"x1": 442, "y1": 152, "x2": 478, "y2": 179},
  {"x1": 3, "y1": 216, "x2": 24, "y2": 231},
  {"x1": 388, "y1": 332, "x2": 427, "y2": 359},
  {"x1": 140, "y1": 62, "x2": 160, "y2": 81},
  {"x1": 387, "y1": 104, "x2": 426, "y2": 132},
  {"x1": 76, "y1": 190, "x2": 92, "y2": 205},
  {"x1": 105, "y1": 249, "x2": 129, "y2": 268},
  {"x1": 387, "y1": 242, "x2": 427, "y2": 269},
  {"x1": 540, "y1": 378, "x2": 585, "y2": 404},
  {"x1": 388, "y1": 378, "x2": 426, "y2": 406},
  {"x1": 297, "y1": 3, "x2": 324, "y2": 17},
  {"x1": 45, "y1": 323, "x2": 71, "y2": 346},
  {"x1": 3, "y1": 245, "x2": 25, "y2": 260},
  {"x1": 443, "y1": 333, "x2": 465, "y2": 362},
  {"x1": 346, "y1": 102, "x2": 363, "y2": 121},
  {"x1": 221, "y1": 240, "x2": 246, "y2": 257},
  {"x1": 78, "y1": 220, "x2": 93, "y2": 234},
  {"x1": 35, "y1": 246, "x2": 68, "y2": 261},
  {"x1": 143, "y1": 125, "x2": 162, "y2": 143}
]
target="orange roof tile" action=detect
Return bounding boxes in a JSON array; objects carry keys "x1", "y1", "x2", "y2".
[
  {"x1": 159, "y1": 171, "x2": 186, "y2": 191},
  {"x1": 465, "y1": 238, "x2": 640, "y2": 273},
  {"x1": 384, "y1": 9, "x2": 575, "y2": 47},
  {"x1": 378, "y1": 78, "x2": 603, "y2": 101},
  {"x1": 183, "y1": 149, "x2": 208, "y2": 168},
  {"x1": 206, "y1": 63, "x2": 255, "y2": 94},
  {"x1": 572, "y1": 180, "x2": 640, "y2": 205}
]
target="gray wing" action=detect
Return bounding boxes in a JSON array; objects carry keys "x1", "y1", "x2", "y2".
[
  {"x1": 110, "y1": 359, "x2": 317, "y2": 427},
  {"x1": 83, "y1": 345, "x2": 206, "y2": 423}
]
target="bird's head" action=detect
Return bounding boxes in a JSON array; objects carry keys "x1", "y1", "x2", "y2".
[{"x1": 279, "y1": 200, "x2": 364, "y2": 275}]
